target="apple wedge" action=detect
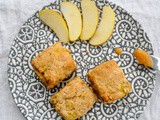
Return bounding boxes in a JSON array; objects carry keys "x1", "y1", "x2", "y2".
[
  {"x1": 80, "y1": 0, "x2": 99, "y2": 41},
  {"x1": 89, "y1": 6, "x2": 116, "y2": 46},
  {"x1": 61, "y1": 2, "x2": 82, "y2": 41},
  {"x1": 39, "y1": 9, "x2": 69, "y2": 43}
]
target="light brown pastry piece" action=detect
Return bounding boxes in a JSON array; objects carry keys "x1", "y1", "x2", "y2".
[
  {"x1": 50, "y1": 76, "x2": 98, "y2": 120},
  {"x1": 30, "y1": 42, "x2": 77, "y2": 89},
  {"x1": 87, "y1": 60, "x2": 132, "y2": 104}
]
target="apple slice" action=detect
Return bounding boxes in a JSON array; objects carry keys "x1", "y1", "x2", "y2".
[
  {"x1": 39, "y1": 9, "x2": 69, "y2": 43},
  {"x1": 80, "y1": 0, "x2": 99, "y2": 40},
  {"x1": 89, "y1": 6, "x2": 116, "y2": 46},
  {"x1": 61, "y1": 2, "x2": 82, "y2": 41}
]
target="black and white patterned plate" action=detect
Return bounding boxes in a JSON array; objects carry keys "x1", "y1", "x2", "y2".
[{"x1": 8, "y1": 0, "x2": 156, "y2": 120}]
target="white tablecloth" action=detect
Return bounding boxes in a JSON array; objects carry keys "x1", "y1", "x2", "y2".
[{"x1": 0, "y1": 0, "x2": 160, "y2": 120}]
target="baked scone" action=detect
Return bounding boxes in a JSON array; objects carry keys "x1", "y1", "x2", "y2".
[
  {"x1": 30, "y1": 42, "x2": 77, "y2": 89},
  {"x1": 87, "y1": 60, "x2": 132, "y2": 104},
  {"x1": 50, "y1": 76, "x2": 97, "y2": 120}
]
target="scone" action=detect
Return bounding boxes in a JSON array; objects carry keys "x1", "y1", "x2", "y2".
[
  {"x1": 30, "y1": 42, "x2": 77, "y2": 89},
  {"x1": 50, "y1": 76, "x2": 97, "y2": 120},
  {"x1": 87, "y1": 60, "x2": 132, "y2": 104}
]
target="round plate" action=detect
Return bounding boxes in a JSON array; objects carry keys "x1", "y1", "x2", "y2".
[{"x1": 8, "y1": 0, "x2": 156, "y2": 120}]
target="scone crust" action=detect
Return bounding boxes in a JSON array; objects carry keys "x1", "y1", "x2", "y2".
[
  {"x1": 31, "y1": 42, "x2": 77, "y2": 89},
  {"x1": 50, "y1": 77, "x2": 97, "y2": 120},
  {"x1": 87, "y1": 60, "x2": 132, "y2": 104}
]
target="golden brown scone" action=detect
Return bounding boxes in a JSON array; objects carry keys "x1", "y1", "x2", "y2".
[
  {"x1": 50, "y1": 76, "x2": 97, "y2": 120},
  {"x1": 87, "y1": 60, "x2": 132, "y2": 104},
  {"x1": 30, "y1": 42, "x2": 77, "y2": 89}
]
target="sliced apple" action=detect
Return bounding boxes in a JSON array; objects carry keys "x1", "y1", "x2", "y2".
[
  {"x1": 61, "y1": 2, "x2": 82, "y2": 41},
  {"x1": 80, "y1": 0, "x2": 99, "y2": 40},
  {"x1": 39, "y1": 9, "x2": 69, "y2": 43},
  {"x1": 89, "y1": 6, "x2": 116, "y2": 46}
]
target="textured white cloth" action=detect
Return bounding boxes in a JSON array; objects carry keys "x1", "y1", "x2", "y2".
[{"x1": 0, "y1": 0, "x2": 160, "y2": 120}]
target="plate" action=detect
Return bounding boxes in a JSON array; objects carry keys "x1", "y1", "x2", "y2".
[{"x1": 8, "y1": 0, "x2": 156, "y2": 120}]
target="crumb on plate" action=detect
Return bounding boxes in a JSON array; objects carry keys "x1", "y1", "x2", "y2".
[{"x1": 115, "y1": 48, "x2": 122, "y2": 55}]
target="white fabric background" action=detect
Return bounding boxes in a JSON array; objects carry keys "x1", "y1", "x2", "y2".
[{"x1": 0, "y1": 0, "x2": 160, "y2": 120}]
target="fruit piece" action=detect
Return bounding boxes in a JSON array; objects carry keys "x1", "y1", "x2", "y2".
[
  {"x1": 115, "y1": 48, "x2": 122, "y2": 55},
  {"x1": 39, "y1": 9, "x2": 69, "y2": 43},
  {"x1": 133, "y1": 49, "x2": 153, "y2": 68},
  {"x1": 89, "y1": 6, "x2": 116, "y2": 46},
  {"x1": 61, "y1": 2, "x2": 82, "y2": 41},
  {"x1": 80, "y1": 0, "x2": 99, "y2": 40}
]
